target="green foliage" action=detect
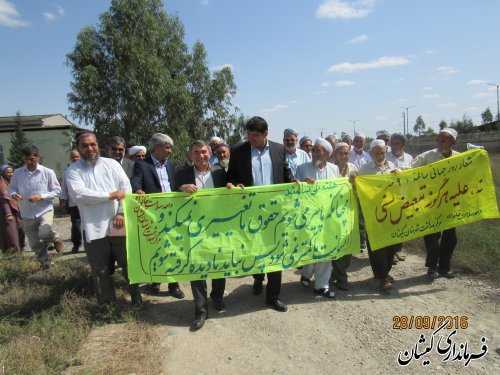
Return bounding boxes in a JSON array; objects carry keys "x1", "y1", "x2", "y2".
[
  {"x1": 438, "y1": 120, "x2": 447, "y2": 130},
  {"x1": 450, "y1": 114, "x2": 476, "y2": 134},
  {"x1": 413, "y1": 115, "x2": 426, "y2": 135},
  {"x1": 422, "y1": 126, "x2": 436, "y2": 136},
  {"x1": 481, "y1": 107, "x2": 494, "y2": 124},
  {"x1": 8, "y1": 111, "x2": 33, "y2": 168},
  {"x1": 66, "y1": 0, "x2": 238, "y2": 151}
]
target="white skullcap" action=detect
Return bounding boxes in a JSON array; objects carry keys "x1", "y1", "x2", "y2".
[
  {"x1": 354, "y1": 131, "x2": 365, "y2": 138},
  {"x1": 334, "y1": 142, "x2": 350, "y2": 152},
  {"x1": 439, "y1": 128, "x2": 457, "y2": 140},
  {"x1": 369, "y1": 139, "x2": 386, "y2": 151},
  {"x1": 340, "y1": 132, "x2": 352, "y2": 140},
  {"x1": 210, "y1": 136, "x2": 222, "y2": 143},
  {"x1": 128, "y1": 145, "x2": 146, "y2": 155},
  {"x1": 314, "y1": 138, "x2": 333, "y2": 156},
  {"x1": 376, "y1": 130, "x2": 390, "y2": 137}
]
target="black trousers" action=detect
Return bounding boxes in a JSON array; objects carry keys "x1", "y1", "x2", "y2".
[
  {"x1": 253, "y1": 271, "x2": 282, "y2": 302},
  {"x1": 191, "y1": 278, "x2": 226, "y2": 318},
  {"x1": 424, "y1": 228, "x2": 457, "y2": 273},
  {"x1": 367, "y1": 239, "x2": 396, "y2": 280},
  {"x1": 69, "y1": 206, "x2": 82, "y2": 248}
]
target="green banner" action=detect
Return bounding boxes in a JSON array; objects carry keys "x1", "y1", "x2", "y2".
[
  {"x1": 124, "y1": 179, "x2": 360, "y2": 283},
  {"x1": 356, "y1": 149, "x2": 500, "y2": 250}
]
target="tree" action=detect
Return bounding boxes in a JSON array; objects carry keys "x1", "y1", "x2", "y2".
[
  {"x1": 8, "y1": 111, "x2": 33, "y2": 168},
  {"x1": 450, "y1": 114, "x2": 476, "y2": 134},
  {"x1": 481, "y1": 107, "x2": 494, "y2": 124},
  {"x1": 226, "y1": 113, "x2": 247, "y2": 146},
  {"x1": 66, "y1": 0, "x2": 238, "y2": 162},
  {"x1": 422, "y1": 127, "x2": 436, "y2": 136},
  {"x1": 413, "y1": 115, "x2": 426, "y2": 135},
  {"x1": 438, "y1": 120, "x2": 447, "y2": 130}
]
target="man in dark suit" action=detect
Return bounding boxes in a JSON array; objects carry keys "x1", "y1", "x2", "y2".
[
  {"x1": 107, "y1": 136, "x2": 135, "y2": 179},
  {"x1": 175, "y1": 140, "x2": 227, "y2": 330},
  {"x1": 226, "y1": 116, "x2": 294, "y2": 312},
  {"x1": 131, "y1": 133, "x2": 185, "y2": 299}
]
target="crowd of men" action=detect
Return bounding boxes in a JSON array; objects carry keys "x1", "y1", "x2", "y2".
[{"x1": 0, "y1": 116, "x2": 461, "y2": 331}]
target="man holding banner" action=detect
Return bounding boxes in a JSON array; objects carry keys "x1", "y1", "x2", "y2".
[
  {"x1": 296, "y1": 138, "x2": 339, "y2": 298},
  {"x1": 356, "y1": 139, "x2": 398, "y2": 291},
  {"x1": 227, "y1": 116, "x2": 294, "y2": 312},
  {"x1": 174, "y1": 140, "x2": 228, "y2": 331},
  {"x1": 412, "y1": 128, "x2": 460, "y2": 279}
]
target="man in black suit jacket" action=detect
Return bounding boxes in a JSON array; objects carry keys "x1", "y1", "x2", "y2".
[
  {"x1": 131, "y1": 133, "x2": 184, "y2": 299},
  {"x1": 107, "y1": 136, "x2": 135, "y2": 179},
  {"x1": 226, "y1": 116, "x2": 294, "y2": 312},
  {"x1": 175, "y1": 140, "x2": 228, "y2": 330}
]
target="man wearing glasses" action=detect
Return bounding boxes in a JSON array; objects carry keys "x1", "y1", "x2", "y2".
[{"x1": 108, "y1": 136, "x2": 135, "y2": 179}]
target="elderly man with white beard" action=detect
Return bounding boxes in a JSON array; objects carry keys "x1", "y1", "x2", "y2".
[
  {"x1": 283, "y1": 128, "x2": 310, "y2": 178},
  {"x1": 295, "y1": 138, "x2": 339, "y2": 298}
]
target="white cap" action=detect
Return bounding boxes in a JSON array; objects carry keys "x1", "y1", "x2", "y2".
[
  {"x1": 128, "y1": 145, "x2": 146, "y2": 156},
  {"x1": 376, "y1": 130, "x2": 390, "y2": 138},
  {"x1": 334, "y1": 142, "x2": 350, "y2": 152},
  {"x1": 354, "y1": 131, "x2": 365, "y2": 138},
  {"x1": 314, "y1": 138, "x2": 333, "y2": 156},
  {"x1": 210, "y1": 136, "x2": 222, "y2": 143},
  {"x1": 369, "y1": 139, "x2": 386, "y2": 151},
  {"x1": 439, "y1": 128, "x2": 458, "y2": 140}
]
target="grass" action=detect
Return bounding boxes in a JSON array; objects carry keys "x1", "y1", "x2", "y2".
[
  {"x1": 0, "y1": 254, "x2": 151, "y2": 375},
  {"x1": 452, "y1": 153, "x2": 500, "y2": 282}
]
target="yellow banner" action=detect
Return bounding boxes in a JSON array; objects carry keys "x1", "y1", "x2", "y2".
[{"x1": 356, "y1": 149, "x2": 500, "y2": 250}]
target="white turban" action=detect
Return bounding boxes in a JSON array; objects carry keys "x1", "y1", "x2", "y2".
[
  {"x1": 128, "y1": 145, "x2": 146, "y2": 156},
  {"x1": 439, "y1": 128, "x2": 457, "y2": 140},
  {"x1": 314, "y1": 138, "x2": 333, "y2": 156},
  {"x1": 369, "y1": 139, "x2": 386, "y2": 151},
  {"x1": 376, "y1": 130, "x2": 390, "y2": 138}
]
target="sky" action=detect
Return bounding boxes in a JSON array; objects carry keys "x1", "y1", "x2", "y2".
[{"x1": 1, "y1": 0, "x2": 499, "y2": 143}]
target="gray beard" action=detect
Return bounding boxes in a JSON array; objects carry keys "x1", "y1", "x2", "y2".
[
  {"x1": 83, "y1": 155, "x2": 99, "y2": 167},
  {"x1": 218, "y1": 159, "x2": 229, "y2": 169},
  {"x1": 313, "y1": 159, "x2": 324, "y2": 168}
]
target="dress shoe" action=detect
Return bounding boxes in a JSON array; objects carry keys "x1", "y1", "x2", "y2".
[
  {"x1": 427, "y1": 268, "x2": 439, "y2": 279},
  {"x1": 439, "y1": 270, "x2": 455, "y2": 279},
  {"x1": 131, "y1": 293, "x2": 143, "y2": 308},
  {"x1": 213, "y1": 299, "x2": 226, "y2": 312},
  {"x1": 169, "y1": 287, "x2": 185, "y2": 299},
  {"x1": 190, "y1": 315, "x2": 206, "y2": 331},
  {"x1": 71, "y1": 246, "x2": 80, "y2": 254},
  {"x1": 149, "y1": 283, "x2": 161, "y2": 294},
  {"x1": 253, "y1": 280, "x2": 263, "y2": 295},
  {"x1": 266, "y1": 299, "x2": 288, "y2": 312}
]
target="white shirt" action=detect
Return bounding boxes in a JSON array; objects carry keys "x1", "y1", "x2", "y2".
[
  {"x1": 151, "y1": 155, "x2": 171, "y2": 193},
  {"x1": 285, "y1": 148, "x2": 310, "y2": 178},
  {"x1": 358, "y1": 160, "x2": 396, "y2": 176},
  {"x1": 60, "y1": 166, "x2": 77, "y2": 207},
  {"x1": 194, "y1": 167, "x2": 215, "y2": 189},
  {"x1": 8, "y1": 164, "x2": 60, "y2": 218},
  {"x1": 412, "y1": 148, "x2": 459, "y2": 168},
  {"x1": 387, "y1": 151, "x2": 413, "y2": 170},
  {"x1": 349, "y1": 148, "x2": 372, "y2": 169},
  {"x1": 296, "y1": 162, "x2": 340, "y2": 181},
  {"x1": 66, "y1": 157, "x2": 131, "y2": 242}
]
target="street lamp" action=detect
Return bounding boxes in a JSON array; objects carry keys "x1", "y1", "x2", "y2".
[
  {"x1": 349, "y1": 120, "x2": 358, "y2": 135},
  {"x1": 487, "y1": 82, "x2": 500, "y2": 121},
  {"x1": 400, "y1": 106, "x2": 415, "y2": 134}
]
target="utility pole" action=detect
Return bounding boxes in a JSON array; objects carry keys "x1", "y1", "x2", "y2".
[
  {"x1": 318, "y1": 128, "x2": 325, "y2": 138},
  {"x1": 487, "y1": 82, "x2": 500, "y2": 121},
  {"x1": 401, "y1": 112, "x2": 406, "y2": 134},
  {"x1": 401, "y1": 106, "x2": 415, "y2": 135},
  {"x1": 349, "y1": 120, "x2": 358, "y2": 135}
]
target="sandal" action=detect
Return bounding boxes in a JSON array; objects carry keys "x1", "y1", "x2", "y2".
[
  {"x1": 314, "y1": 288, "x2": 335, "y2": 298},
  {"x1": 300, "y1": 276, "x2": 311, "y2": 287}
]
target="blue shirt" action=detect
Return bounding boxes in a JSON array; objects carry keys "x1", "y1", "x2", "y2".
[
  {"x1": 251, "y1": 142, "x2": 273, "y2": 186},
  {"x1": 151, "y1": 156, "x2": 171, "y2": 192},
  {"x1": 285, "y1": 148, "x2": 310, "y2": 178}
]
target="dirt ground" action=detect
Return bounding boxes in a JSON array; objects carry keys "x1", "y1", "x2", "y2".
[{"x1": 66, "y1": 239, "x2": 499, "y2": 375}]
